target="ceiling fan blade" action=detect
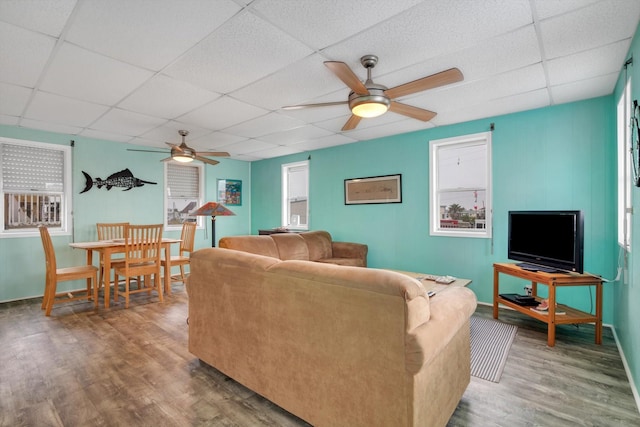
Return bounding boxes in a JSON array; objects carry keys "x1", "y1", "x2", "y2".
[
  {"x1": 165, "y1": 142, "x2": 183, "y2": 151},
  {"x1": 341, "y1": 115, "x2": 362, "y2": 131},
  {"x1": 389, "y1": 102, "x2": 436, "y2": 122},
  {"x1": 127, "y1": 148, "x2": 168, "y2": 154},
  {"x1": 282, "y1": 101, "x2": 348, "y2": 110},
  {"x1": 194, "y1": 155, "x2": 220, "y2": 166},
  {"x1": 197, "y1": 151, "x2": 230, "y2": 157},
  {"x1": 324, "y1": 61, "x2": 369, "y2": 95},
  {"x1": 385, "y1": 68, "x2": 464, "y2": 99}
]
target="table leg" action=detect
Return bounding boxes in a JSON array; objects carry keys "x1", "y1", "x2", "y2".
[
  {"x1": 493, "y1": 269, "x2": 499, "y2": 319},
  {"x1": 547, "y1": 284, "x2": 556, "y2": 347},
  {"x1": 103, "y1": 248, "x2": 111, "y2": 309},
  {"x1": 86, "y1": 250, "x2": 94, "y2": 302},
  {"x1": 595, "y1": 282, "x2": 603, "y2": 344},
  {"x1": 163, "y1": 243, "x2": 171, "y2": 295}
]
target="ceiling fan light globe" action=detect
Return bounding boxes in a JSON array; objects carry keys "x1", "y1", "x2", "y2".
[
  {"x1": 349, "y1": 90, "x2": 390, "y2": 118},
  {"x1": 173, "y1": 154, "x2": 194, "y2": 163},
  {"x1": 172, "y1": 146, "x2": 195, "y2": 162},
  {"x1": 352, "y1": 101, "x2": 389, "y2": 118}
]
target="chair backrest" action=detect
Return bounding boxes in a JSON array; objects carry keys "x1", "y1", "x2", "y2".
[
  {"x1": 38, "y1": 225, "x2": 57, "y2": 282},
  {"x1": 123, "y1": 224, "x2": 163, "y2": 265},
  {"x1": 97, "y1": 222, "x2": 129, "y2": 241},
  {"x1": 180, "y1": 222, "x2": 197, "y2": 255}
]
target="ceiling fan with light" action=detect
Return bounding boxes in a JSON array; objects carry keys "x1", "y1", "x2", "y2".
[
  {"x1": 283, "y1": 55, "x2": 463, "y2": 131},
  {"x1": 127, "y1": 130, "x2": 229, "y2": 166}
]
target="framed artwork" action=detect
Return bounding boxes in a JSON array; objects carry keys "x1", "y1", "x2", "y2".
[
  {"x1": 217, "y1": 179, "x2": 242, "y2": 206},
  {"x1": 344, "y1": 174, "x2": 402, "y2": 205}
]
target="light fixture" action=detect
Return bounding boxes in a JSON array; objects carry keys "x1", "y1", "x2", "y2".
[
  {"x1": 171, "y1": 146, "x2": 195, "y2": 163},
  {"x1": 348, "y1": 83, "x2": 390, "y2": 118},
  {"x1": 192, "y1": 202, "x2": 235, "y2": 247}
]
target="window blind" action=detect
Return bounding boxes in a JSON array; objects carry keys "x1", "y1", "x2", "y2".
[
  {"x1": 1, "y1": 142, "x2": 64, "y2": 192},
  {"x1": 167, "y1": 163, "x2": 199, "y2": 198}
]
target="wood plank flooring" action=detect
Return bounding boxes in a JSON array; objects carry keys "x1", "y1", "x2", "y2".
[{"x1": 1, "y1": 284, "x2": 638, "y2": 426}]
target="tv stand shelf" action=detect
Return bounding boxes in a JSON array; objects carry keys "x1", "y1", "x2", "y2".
[{"x1": 493, "y1": 263, "x2": 602, "y2": 347}]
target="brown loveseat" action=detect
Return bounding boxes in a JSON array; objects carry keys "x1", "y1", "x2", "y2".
[
  {"x1": 187, "y1": 247, "x2": 477, "y2": 427},
  {"x1": 219, "y1": 230, "x2": 368, "y2": 267}
]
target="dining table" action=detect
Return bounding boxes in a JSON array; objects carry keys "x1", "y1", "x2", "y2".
[{"x1": 69, "y1": 238, "x2": 181, "y2": 308}]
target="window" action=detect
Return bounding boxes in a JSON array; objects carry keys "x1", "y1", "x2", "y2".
[
  {"x1": 282, "y1": 160, "x2": 309, "y2": 229},
  {"x1": 165, "y1": 162, "x2": 203, "y2": 230},
  {"x1": 429, "y1": 132, "x2": 492, "y2": 238},
  {"x1": 617, "y1": 79, "x2": 632, "y2": 250},
  {"x1": 1, "y1": 137, "x2": 71, "y2": 237}
]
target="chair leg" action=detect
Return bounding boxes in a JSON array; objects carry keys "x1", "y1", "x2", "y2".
[
  {"x1": 44, "y1": 280, "x2": 56, "y2": 317},
  {"x1": 179, "y1": 265, "x2": 186, "y2": 283},
  {"x1": 156, "y1": 273, "x2": 164, "y2": 303},
  {"x1": 124, "y1": 277, "x2": 130, "y2": 309},
  {"x1": 93, "y1": 273, "x2": 99, "y2": 308}
]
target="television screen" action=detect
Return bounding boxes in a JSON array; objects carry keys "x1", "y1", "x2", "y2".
[{"x1": 508, "y1": 210, "x2": 584, "y2": 273}]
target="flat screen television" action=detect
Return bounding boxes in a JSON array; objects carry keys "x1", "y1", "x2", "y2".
[{"x1": 508, "y1": 210, "x2": 584, "y2": 274}]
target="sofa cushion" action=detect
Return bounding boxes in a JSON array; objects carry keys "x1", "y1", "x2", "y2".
[
  {"x1": 271, "y1": 234, "x2": 310, "y2": 260},
  {"x1": 219, "y1": 235, "x2": 279, "y2": 258},
  {"x1": 299, "y1": 230, "x2": 333, "y2": 261}
]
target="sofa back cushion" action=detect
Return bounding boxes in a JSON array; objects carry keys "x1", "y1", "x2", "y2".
[
  {"x1": 299, "y1": 230, "x2": 333, "y2": 261},
  {"x1": 271, "y1": 234, "x2": 310, "y2": 260},
  {"x1": 219, "y1": 235, "x2": 280, "y2": 258}
]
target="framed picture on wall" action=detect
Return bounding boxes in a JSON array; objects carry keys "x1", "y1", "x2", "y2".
[
  {"x1": 344, "y1": 174, "x2": 402, "y2": 205},
  {"x1": 217, "y1": 179, "x2": 242, "y2": 206}
]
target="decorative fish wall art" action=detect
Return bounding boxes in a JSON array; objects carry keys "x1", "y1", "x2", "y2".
[{"x1": 80, "y1": 168, "x2": 157, "y2": 193}]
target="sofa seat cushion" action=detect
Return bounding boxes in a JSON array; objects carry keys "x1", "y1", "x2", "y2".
[{"x1": 316, "y1": 257, "x2": 365, "y2": 267}]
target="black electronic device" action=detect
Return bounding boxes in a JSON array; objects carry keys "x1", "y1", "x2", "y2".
[
  {"x1": 508, "y1": 210, "x2": 584, "y2": 274},
  {"x1": 499, "y1": 293, "x2": 539, "y2": 306}
]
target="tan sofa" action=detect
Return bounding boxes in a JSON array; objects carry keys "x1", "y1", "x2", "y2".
[
  {"x1": 219, "y1": 230, "x2": 368, "y2": 267},
  {"x1": 187, "y1": 247, "x2": 477, "y2": 427}
]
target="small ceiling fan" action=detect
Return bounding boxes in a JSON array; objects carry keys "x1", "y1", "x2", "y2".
[
  {"x1": 127, "y1": 130, "x2": 229, "y2": 166},
  {"x1": 283, "y1": 55, "x2": 463, "y2": 131}
]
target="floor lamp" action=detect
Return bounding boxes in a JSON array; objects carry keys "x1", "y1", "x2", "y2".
[{"x1": 192, "y1": 202, "x2": 235, "y2": 247}]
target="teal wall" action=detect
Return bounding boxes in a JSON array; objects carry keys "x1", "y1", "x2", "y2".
[
  {"x1": 253, "y1": 97, "x2": 616, "y2": 320},
  {"x1": 0, "y1": 125, "x2": 251, "y2": 302},
  {"x1": 613, "y1": 21, "x2": 640, "y2": 405}
]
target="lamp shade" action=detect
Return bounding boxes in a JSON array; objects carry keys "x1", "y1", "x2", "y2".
[{"x1": 192, "y1": 202, "x2": 235, "y2": 217}]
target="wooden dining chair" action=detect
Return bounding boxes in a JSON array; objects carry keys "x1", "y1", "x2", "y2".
[
  {"x1": 113, "y1": 224, "x2": 164, "y2": 308},
  {"x1": 96, "y1": 222, "x2": 129, "y2": 290},
  {"x1": 38, "y1": 225, "x2": 99, "y2": 316},
  {"x1": 161, "y1": 221, "x2": 196, "y2": 284}
]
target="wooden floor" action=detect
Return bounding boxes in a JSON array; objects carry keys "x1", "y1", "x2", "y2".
[{"x1": 1, "y1": 284, "x2": 638, "y2": 427}]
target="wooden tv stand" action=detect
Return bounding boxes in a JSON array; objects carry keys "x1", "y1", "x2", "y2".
[{"x1": 493, "y1": 263, "x2": 603, "y2": 347}]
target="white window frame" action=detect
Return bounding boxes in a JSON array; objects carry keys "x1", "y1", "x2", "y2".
[
  {"x1": 281, "y1": 160, "x2": 309, "y2": 230},
  {"x1": 0, "y1": 137, "x2": 72, "y2": 238},
  {"x1": 429, "y1": 132, "x2": 492, "y2": 238},
  {"x1": 617, "y1": 79, "x2": 632, "y2": 251},
  {"x1": 164, "y1": 161, "x2": 204, "y2": 231}
]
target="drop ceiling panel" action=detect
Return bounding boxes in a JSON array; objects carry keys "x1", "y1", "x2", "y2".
[
  {"x1": 24, "y1": 91, "x2": 109, "y2": 127},
  {"x1": 550, "y1": 72, "x2": 619, "y2": 104},
  {"x1": 252, "y1": 0, "x2": 423, "y2": 50},
  {"x1": 0, "y1": 0, "x2": 76, "y2": 36},
  {"x1": 249, "y1": 144, "x2": 304, "y2": 159},
  {"x1": 219, "y1": 138, "x2": 278, "y2": 155},
  {"x1": 178, "y1": 96, "x2": 268, "y2": 130},
  {"x1": 40, "y1": 43, "x2": 153, "y2": 105},
  {"x1": 259, "y1": 125, "x2": 333, "y2": 145},
  {"x1": 223, "y1": 112, "x2": 307, "y2": 138},
  {"x1": 532, "y1": 0, "x2": 600, "y2": 20},
  {"x1": 90, "y1": 108, "x2": 167, "y2": 136},
  {"x1": 0, "y1": 23, "x2": 56, "y2": 87},
  {"x1": 20, "y1": 118, "x2": 82, "y2": 135},
  {"x1": 164, "y1": 11, "x2": 313, "y2": 93},
  {"x1": 118, "y1": 74, "x2": 221, "y2": 119},
  {"x1": 540, "y1": 0, "x2": 640, "y2": 59},
  {"x1": 290, "y1": 133, "x2": 358, "y2": 152},
  {"x1": 66, "y1": 0, "x2": 241, "y2": 70},
  {"x1": 79, "y1": 128, "x2": 134, "y2": 143},
  {"x1": 0, "y1": 83, "x2": 32, "y2": 116}
]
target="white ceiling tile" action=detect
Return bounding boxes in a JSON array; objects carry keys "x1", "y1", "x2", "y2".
[
  {"x1": 0, "y1": 115, "x2": 20, "y2": 125},
  {"x1": 219, "y1": 139, "x2": 278, "y2": 155},
  {"x1": 259, "y1": 125, "x2": 333, "y2": 145},
  {"x1": 138, "y1": 122, "x2": 213, "y2": 145},
  {"x1": 223, "y1": 113, "x2": 306, "y2": 138},
  {"x1": 231, "y1": 53, "x2": 347, "y2": 111},
  {"x1": 547, "y1": 40, "x2": 631, "y2": 86},
  {"x1": 118, "y1": 74, "x2": 221, "y2": 119},
  {"x1": 290, "y1": 133, "x2": 358, "y2": 152},
  {"x1": 90, "y1": 108, "x2": 167, "y2": 136},
  {"x1": 0, "y1": 22, "x2": 56, "y2": 87},
  {"x1": 323, "y1": 0, "x2": 533, "y2": 76},
  {"x1": 20, "y1": 117, "x2": 82, "y2": 135},
  {"x1": 79, "y1": 128, "x2": 134, "y2": 143},
  {"x1": 40, "y1": 43, "x2": 153, "y2": 105},
  {"x1": 0, "y1": 83, "x2": 32, "y2": 116},
  {"x1": 540, "y1": 0, "x2": 640, "y2": 59},
  {"x1": 24, "y1": 91, "x2": 109, "y2": 127},
  {"x1": 533, "y1": 0, "x2": 602, "y2": 20},
  {"x1": 345, "y1": 118, "x2": 434, "y2": 141},
  {"x1": 249, "y1": 144, "x2": 304, "y2": 159},
  {"x1": 194, "y1": 131, "x2": 248, "y2": 150},
  {"x1": 179, "y1": 96, "x2": 268, "y2": 130},
  {"x1": 550, "y1": 72, "x2": 619, "y2": 105},
  {"x1": 66, "y1": 0, "x2": 241, "y2": 70},
  {"x1": 252, "y1": 0, "x2": 423, "y2": 50},
  {"x1": 0, "y1": 0, "x2": 77, "y2": 36},
  {"x1": 164, "y1": 11, "x2": 313, "y2": 93}
]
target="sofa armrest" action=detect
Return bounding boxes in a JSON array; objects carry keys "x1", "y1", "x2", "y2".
[{"x1": 331, "y1": 241, "x2": 368, "y2": 267}]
